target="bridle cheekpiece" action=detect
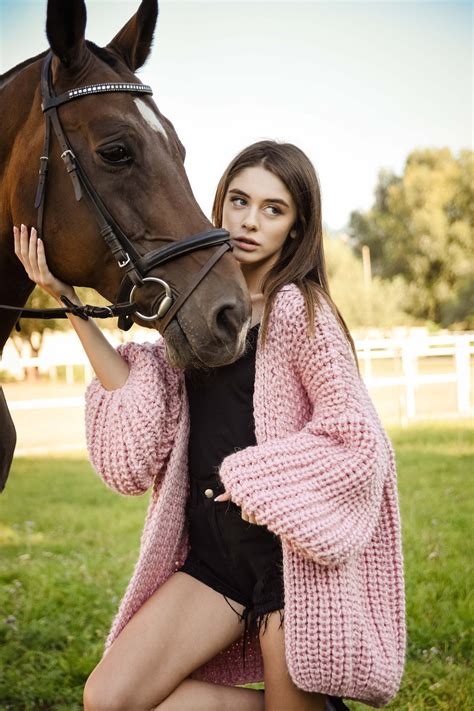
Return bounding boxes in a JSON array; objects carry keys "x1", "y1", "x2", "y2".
[{"x1": 31, "y1": 51, "x2": 232, "y2": 332}]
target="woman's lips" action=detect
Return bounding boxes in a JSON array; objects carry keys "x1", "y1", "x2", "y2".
[{"x1": 232, "y1": 238, "x2": 259, "y2": 252}]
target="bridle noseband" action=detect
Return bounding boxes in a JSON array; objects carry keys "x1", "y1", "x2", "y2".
[{"x1": 34, "y1": 51, "x2": 233, "y2": 332}]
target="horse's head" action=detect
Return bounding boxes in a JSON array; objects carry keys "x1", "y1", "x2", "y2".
[{"x1": 6, "y1": 0, "x2": 251, "y2": 369}]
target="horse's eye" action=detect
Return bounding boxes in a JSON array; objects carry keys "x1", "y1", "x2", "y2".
[{"x1": 98, "y1": 145, "x2": 131, "y2": 164}]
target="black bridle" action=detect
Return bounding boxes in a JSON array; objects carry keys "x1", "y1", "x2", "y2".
[{"x1": 11, "y1": 51, "x2": 233, "y2": 332}]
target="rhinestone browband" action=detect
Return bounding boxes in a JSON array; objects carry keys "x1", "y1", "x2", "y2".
[
  {"x1": 68, "y1": 82, "x2": 152, "y2": 98},
  {"x1": 42, "y1": 82, "x2": 153, "y2": 112}
]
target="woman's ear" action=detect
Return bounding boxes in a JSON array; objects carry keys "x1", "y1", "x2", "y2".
[{"x1": 290, "y1": 229, "x2": 298, "y2": 239}]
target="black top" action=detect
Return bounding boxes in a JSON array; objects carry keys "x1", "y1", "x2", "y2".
[{"x1": 185, "y1": 323, "x2": 260, "y2": 481}]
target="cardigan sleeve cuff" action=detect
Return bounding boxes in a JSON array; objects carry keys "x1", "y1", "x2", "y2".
[
  {"x1": 85, "y1": 340, "x2": 182, "y2": 496},
  {"x1": 218, "y1": 414, "x2": 390, "y2": 566}
]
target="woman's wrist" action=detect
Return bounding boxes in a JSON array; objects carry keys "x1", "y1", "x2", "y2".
[{"x1": 54, "y1": 288, "x2": 82, "y2": 307}]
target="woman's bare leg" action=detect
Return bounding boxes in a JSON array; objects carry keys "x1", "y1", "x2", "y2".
[
  {"x1": 84, "y1": 571, "x2": 255, "y2": 711},
  {"x1": 260, "y1": 610, "x2": 326, "y2": 711},
  {"x1": 155, "y1": 679, "x2": 264, "y2": 711}
]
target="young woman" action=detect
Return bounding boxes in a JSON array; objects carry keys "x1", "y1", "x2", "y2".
[{"x1": 13, "y1": 141, "x2": 405, "y2": 711}]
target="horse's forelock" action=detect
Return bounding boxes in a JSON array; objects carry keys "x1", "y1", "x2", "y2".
[
  {"x1": 0, "y1": 41, "x2": 120, "y2": 91},
  {"x1": 85, "y1": 41, "x2": 119, "y2": 69}
]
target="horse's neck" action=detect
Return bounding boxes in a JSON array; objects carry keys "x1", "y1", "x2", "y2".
[
  {"x1": 0, "y1": 59, "x2": 43, "y2": 168},
  {"x1": 0, "y1": 55, "x2": 43, "y2": 218},
  {"x1": 0, "y1": 59, "x2": 42, "y2": 349},
  {"x1": 0, "y1": 50, "x2": 47, "y2": 91}
]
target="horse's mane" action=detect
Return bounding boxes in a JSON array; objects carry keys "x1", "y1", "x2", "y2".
[
  {"x1": 0, "y1": 50, "x2": 49, "y2": 89},
  {"x1": 0, "y1": 42, "x2": 118, "y2": 90}
]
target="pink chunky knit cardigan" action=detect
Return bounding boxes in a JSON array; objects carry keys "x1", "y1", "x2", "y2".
[{"x1": 85, "y1": 284, "x2": 406, "y2": 707}]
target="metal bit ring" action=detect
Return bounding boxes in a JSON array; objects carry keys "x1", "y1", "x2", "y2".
[{"x1": 129, "y1": 277, "x2": 173, "y2": 321}]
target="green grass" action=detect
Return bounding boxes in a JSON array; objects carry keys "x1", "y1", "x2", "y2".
[
  {"x1": 0, "y1": 459, "x2": 147, "y2": 710},
  {"x1": 0, "y1": 422, "x2": 472, "y2": 710}
]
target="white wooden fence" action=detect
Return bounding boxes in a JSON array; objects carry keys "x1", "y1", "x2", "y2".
[
  {"x1": 356, "y1": 333, "x2": 473, "y2": 422},
  {"x1": 2, "y1": 332, "x2": 473, "y2": 424}
]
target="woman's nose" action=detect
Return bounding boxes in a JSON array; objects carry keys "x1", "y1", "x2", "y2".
[{"x1": 242, "y1": 210, "x2": 258, "y2": 231}]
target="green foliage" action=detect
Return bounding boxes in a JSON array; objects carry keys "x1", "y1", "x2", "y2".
[
  {"x1": 324, "y1": 236, "x2": 414, "y2": 329},
  {"x1": 10, "y1": 287, "x2": 117, "y2": 358},
  {"x1": 349, "y1": 148, "x2": 474, "y2": 327},
  {"x1": 0, "y1": 423, "x2": 473, "y2": 709},
  {"x1": 10, "y1": 290, "x2": 67, "y2": 357}
]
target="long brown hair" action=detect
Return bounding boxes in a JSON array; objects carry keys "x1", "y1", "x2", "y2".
[{"x1": 212, "y1": 140, "x2": 359, "y2": 369}]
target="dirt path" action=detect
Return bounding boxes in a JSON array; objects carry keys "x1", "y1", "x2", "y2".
[{"x1": 3, "y1": 381, "x2": 88, "y2": 455}]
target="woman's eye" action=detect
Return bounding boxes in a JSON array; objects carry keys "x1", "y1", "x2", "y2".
[
  {"x1": 265, "y1": 205, "x2": 282, "y2": 216},
  {"x1": 230, "y1": 196, "x2": 247, "y2": 207},
  {"x1": 98, "y1": 146, "x2": 131, "y2": 164}
]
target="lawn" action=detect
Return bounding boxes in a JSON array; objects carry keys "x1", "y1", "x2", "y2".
[{"x1": 0, "y1": 422, "x2": 472, "y2": 710}]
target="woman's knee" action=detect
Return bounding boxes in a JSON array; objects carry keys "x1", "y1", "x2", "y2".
[
  {"x1": 83, "y1": 668, "x2": 134, "y2": 711},
  {"x1": 83, "y1": 658, "x2": 172, "y2": 711}
]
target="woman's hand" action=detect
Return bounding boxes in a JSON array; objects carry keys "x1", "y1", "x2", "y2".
[
  {"x1": 214, "y1": 489, "x2": 259, "y2": 525},
  {"x1": 13, "y1": 224, "x2": 131, "y2": 392},
  {"x1": 13, "y1": 224, "x2": 80, "y2": 305}
]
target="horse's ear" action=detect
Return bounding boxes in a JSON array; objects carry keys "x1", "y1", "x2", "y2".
[
  {"x1": 46, "y1": 0, "x2": 87, "y2": 68},
  {"x1": 107, "y1": 0, "x2": 158, "y2": 71}
]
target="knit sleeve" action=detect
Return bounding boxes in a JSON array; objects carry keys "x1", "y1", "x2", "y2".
[
  {"x1": 85, "y1": 338, "x2": 182, "y2": 496},
  {"x1": 218, "y1": 289, "x2": 392, "y2": 566}
]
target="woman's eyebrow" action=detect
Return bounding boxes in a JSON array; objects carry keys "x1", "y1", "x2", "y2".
[{"x1": 228, "y1": 188, "x2": 289, "y2": 208}]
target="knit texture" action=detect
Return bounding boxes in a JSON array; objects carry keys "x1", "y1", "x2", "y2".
[{"x1": 85, "y1": 284, "x2": 406, "y2": 707}]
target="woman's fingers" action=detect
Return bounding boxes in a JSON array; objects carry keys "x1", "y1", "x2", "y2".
[
  {"x1": 18, "y1": 224, "x2": 41, "y2": 283},
  {"x1": 36, "y1": 234, "x2": 52, "y2": 283},
  {"x1": 20, "y1": 224, "x2": 31, "y2": 268},
  {"x1": 214, "y1": 488, "x2": 259, "y2": 524},
  {"x1": 14, "y1": 224, "x2": 47, "y2": 286},
  {"x1": 13, "y1": 224, "x2": 32, "y2": 277},
  {"x1": 214, "y1": 489, "x2": 258, "y2": 524},
  {"x1": 214, "y1": 490, "x2": 231, "y2": 502},
  {"x1": 28, "y1": 225, "x2": 38, "y2": 278},
  {"x1": 35, "y1": 233, "x2": 63, "y2": 295},
  {"x1": 13, "y1": 223, "x2": 75, "y2": 302},
  {"x1": 13, "y1": 225, "x2": 19, "y2": 256},
  {"x1": 241, "y1": 510, "x2": 258, "y2": 524}
]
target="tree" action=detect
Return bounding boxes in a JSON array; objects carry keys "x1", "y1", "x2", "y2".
[
  {"x1": 324, "y1": 235, "x2": 413, "y2": 331},
  {"x1": 9, "y1": 289, "x2": 67, "y2": 379},
  {"x1": 10, "y1": 287, "x2": 126, "y2": 374},
  {"x1": 349, "y1": 148, "x2": 473, "y2": 327}
]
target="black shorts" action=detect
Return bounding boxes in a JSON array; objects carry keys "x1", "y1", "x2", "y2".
[
  {"x1": 178, "y1": 475, "x2": 348, "y2": 709},
  {"x1": 178, "y1": 473, "x2": 284, "y2": 666}
]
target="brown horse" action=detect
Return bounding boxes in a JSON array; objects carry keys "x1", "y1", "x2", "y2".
[{"x1": 0, "y1": 0, "x2": 251, "y2": 490}]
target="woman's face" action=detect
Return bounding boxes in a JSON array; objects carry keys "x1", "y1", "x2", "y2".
[{"x1": 222, "y1": 165, "x2": 297, "y2": 277}]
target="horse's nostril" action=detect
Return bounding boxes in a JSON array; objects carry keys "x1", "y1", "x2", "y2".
[{"x1": 213, "y1": 300, "x2": 246, "y2": 335}]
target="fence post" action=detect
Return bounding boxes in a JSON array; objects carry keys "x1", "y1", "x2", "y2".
[
  {"x1": 363, "y1": 340, "x2": 373, "y2": 382},
  {"x1": 83, "y1": 362, "x2": 93, "y2": 384},
  {"x1": 66, "y1": 363, "x2": 74, "y2": 385},
  {"x1": 455, "y1": 336, "x2": 471, "y2": 416},
  {"x1": 401, "y1": 340, "x2": 418, "y2": 421}
]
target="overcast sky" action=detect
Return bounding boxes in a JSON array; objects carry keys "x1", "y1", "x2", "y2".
[{"x1": 1, "y1": 0, "x2": 471, "y2": 231}]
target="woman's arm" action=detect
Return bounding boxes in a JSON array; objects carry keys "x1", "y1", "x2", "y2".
[
  {"x1": 13, "y1": 224, "x2": 129, "y2": 391},
  {"x1": 218, "y1": 288, "x2": 393, "y2": 566},
  {"x1": 84, "y1": 338, "x2": 183, "y2": 495},
  {"x1": 14, "y1": 225, "x2": 183, "y2": 495}
]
